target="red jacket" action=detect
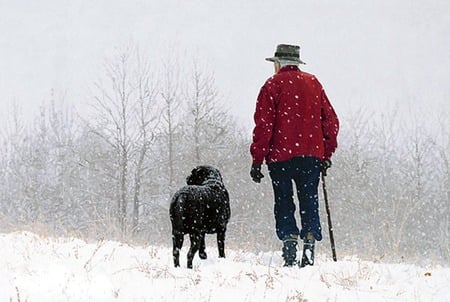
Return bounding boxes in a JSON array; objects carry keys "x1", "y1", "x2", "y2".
[{"x1": 250, "y1": 65, "x2": 339, "y2": 164}]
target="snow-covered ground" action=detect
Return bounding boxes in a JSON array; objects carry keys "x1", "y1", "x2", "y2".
[{"x1": 0, "y1": 232, "x2": 448, "y2": 302}]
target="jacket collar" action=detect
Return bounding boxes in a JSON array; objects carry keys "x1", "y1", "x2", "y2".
[{"x1": 278, "y1": 65, "x2": 300, "y2": 73}]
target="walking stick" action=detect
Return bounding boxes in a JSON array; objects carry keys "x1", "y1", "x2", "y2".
[{"x1": 321, "y1": 171, "x2": 337, "y2": 261}]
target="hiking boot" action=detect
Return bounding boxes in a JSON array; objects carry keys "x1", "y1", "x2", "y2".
[
  {"x1": 300, "y1": 232, "x2": 315, "y2": 268},
  {"x1": 282, "y1": 235, "x2": 298, "y2": 267}
]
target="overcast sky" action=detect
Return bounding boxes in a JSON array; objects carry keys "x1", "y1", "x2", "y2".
[{"x1": 1, "y1": 0, "x2": 449, "y2": 128}]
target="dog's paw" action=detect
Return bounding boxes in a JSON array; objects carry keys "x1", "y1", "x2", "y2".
[{"x1": 199, "y1": 251, "x2": 208, "y2": 260}]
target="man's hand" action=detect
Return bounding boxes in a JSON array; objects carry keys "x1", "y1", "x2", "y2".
[
  {"x1": 250, "y1": 163, "x2": 264, "y2": 183},
  {"x1": 321, "y1": 159, "x2": 332, "y2": 176}
]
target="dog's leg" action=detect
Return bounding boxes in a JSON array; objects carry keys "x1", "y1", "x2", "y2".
[
  {"x1": 187, "y1": 233, "x2": 200, "y2": 269},
  {"x1": 199, "y1": 233, "x2": 207, "y2": 260},
  {"x1": 172, "y1": 234, "x2": 184, "y2": 267},
  {"x1": 217, "y1": 229, "x2": 226, "y2": 258}
]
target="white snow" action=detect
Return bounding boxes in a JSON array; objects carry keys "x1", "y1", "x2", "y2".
[{"x1": 1, "y1": 232, "x2": 448, "y2": 302}]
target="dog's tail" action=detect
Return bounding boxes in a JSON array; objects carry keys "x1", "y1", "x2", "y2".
[{"x1": 170, "y1": 193, "x2": 187, "y2": 235}]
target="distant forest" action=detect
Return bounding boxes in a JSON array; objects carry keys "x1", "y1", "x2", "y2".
[{"x1": 1, "y1": 48, "x2": 448, "y2": 264}]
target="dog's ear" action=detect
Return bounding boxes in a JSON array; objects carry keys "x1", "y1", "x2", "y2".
[
  {"x1": 216, "y1": 170, "x2": 223, "y2": 182},
  {"x1": 207, "y1": 167, "x2": 223, "y2": 183},
  {"x1": 187, "y1": 167, "x2": 200, "y2": 185},
  {"x1": 186, "y1": 168, "x2": 196, "y2": 185}
]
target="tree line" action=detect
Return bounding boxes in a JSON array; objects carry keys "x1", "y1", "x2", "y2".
[{"x1": 0, "y1": 48, "x2": 448, "y2": 264}]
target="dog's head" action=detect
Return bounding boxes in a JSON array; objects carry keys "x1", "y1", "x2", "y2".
[{"x1": 186, "y1": 165, "x2": 223, "y2": 185}]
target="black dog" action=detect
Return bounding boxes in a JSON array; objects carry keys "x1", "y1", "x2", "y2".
[{"x1": 169, "y1": 165, "x2": 230, "y2": 268}]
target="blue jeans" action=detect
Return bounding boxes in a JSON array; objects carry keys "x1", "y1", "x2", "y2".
[{"x1": 268, "y1": 156, "x2": 322, "y2": 241}]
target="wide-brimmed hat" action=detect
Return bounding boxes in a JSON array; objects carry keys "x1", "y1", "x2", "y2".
[{"x1": 265, "y1": 44, "x2": 306, "y2": 64}]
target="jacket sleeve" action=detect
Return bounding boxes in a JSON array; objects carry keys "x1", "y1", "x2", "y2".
[
  {"x1": 250, "y1": 84, "x2": 277, "y2": 164},
  {"x1": 321, "y1": 89, "x2": 339, "y2": 160}
]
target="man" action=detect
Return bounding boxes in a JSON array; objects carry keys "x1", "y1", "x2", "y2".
[{"x1": 250, "y1": 44, "x2": 339, "y2": 267}]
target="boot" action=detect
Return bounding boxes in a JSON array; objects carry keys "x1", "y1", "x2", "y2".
[
  {"x1": 282, "y1": 235, "x2": 298, "y2": 267},
  {"x1": 300, "y1": 232, "x2": 315, "y2": 268}
]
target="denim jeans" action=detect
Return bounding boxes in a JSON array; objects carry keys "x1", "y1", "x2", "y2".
[{"x1": 268, "y1": 156, "x2": 322, "y2": 241}]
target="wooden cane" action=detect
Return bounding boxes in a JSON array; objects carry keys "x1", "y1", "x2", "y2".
[{"x1": 321, "y1": 172, "x2": 337, "y2": 261}]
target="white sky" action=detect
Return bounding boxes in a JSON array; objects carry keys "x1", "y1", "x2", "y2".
[{"x1": 1, "y1": 0, "x2": 449, "y2": 128}]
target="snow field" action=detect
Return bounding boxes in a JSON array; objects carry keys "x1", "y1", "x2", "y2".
[{"x1": 0, "y1": 232, "x2": 448, "y2": 301}]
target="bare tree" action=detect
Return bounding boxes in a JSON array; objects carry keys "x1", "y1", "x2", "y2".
[
  {"x1": 430, "y1": 112, "x2": 450, "y2": 261},
  {"x1": 131, "y1": 50, "x2": 158, "y2": 235},
  {"x1": 88, "y1": 47, "x2": 158, "y2": 235},
  {"x1": 182, "y1": 61, "x2": 237, "y2": 167},
  {"x1": 160, "y1": 58, "x2": 182, "y2": 193},
  {"x1": 184, "y1": 63, "x2": 218, "y2": 163},
  {"x1": 0, "y1": 104, "x2": 28, "y2": 225}
]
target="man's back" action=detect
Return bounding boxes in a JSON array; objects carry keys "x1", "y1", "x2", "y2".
[{"x1": 251, "y1": 65, "x2": 338, "y2": 164}]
